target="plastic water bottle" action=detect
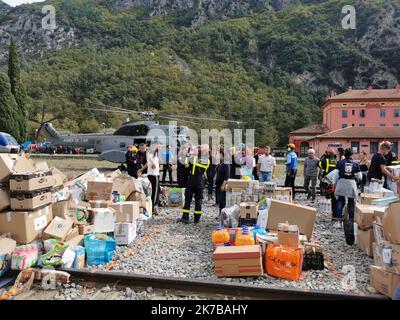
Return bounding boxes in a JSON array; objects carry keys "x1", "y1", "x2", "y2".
[
  {"x1": 236, "y1": 227, "x2": 255, "y2": 246},
  {"x1": 252, "y1": 224, "x2": 267, "y2": 240},
  {"x1": 212, "y1": 226, "x2": 230, "y2": 246}
]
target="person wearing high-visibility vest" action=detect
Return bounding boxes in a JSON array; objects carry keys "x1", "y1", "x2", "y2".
[
  {"x1": 179, "y1": 144, "x2": 210, "y2": 224},
  {"x1": 318, "y1": 147, "x2": 338, "y2": 221}
]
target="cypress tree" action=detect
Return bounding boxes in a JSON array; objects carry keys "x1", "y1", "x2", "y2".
[
  {"x1": 8, "y1": 38, "x2": 28, "y2": 141},
  {"x1": 0, "y1": 73, "x2": 20, "y2": 140}
]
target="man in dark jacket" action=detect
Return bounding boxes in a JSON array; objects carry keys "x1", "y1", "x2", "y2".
[{"x1": 318, "y1": 147, "x2": 338, "y2": 220}]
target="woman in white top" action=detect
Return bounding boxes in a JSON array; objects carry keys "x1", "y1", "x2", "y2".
[{"x1": 145, "y1": 143, "x2": 160, "y2": 215}]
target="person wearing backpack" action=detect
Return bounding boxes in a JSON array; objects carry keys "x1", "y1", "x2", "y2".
[{"x1": 334, "y1": 148, "x2": 362, "y2": 245}]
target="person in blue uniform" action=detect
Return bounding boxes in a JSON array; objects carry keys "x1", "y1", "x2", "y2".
[{"x1": 284, "y1": 143, "x2": 298, "y2": 199}]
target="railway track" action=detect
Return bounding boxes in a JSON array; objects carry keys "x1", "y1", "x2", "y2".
[{"x1": 36, "y1": 269, "x2": 385, "y2": 300}]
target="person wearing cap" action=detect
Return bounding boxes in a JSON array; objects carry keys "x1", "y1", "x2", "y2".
[
  {"x1": 284, "y1": 143, "x2": 298, "y2": 199},
  {"x1": 179, "y1": 144, "x2": 210, "y2": 224},
  {"x1": 303, "y1": 148, "x2": 319, "y2": 202},
  {"x1": 125, "y1": 145, "x2": 140, "y2": 178},
  {"x1": 318, "y1": 147, "x2": 338, "y2": 220}
]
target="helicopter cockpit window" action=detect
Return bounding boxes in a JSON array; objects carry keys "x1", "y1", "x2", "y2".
[{"x1": 114, "y1": 125, "x2": 150, "y2": 137}]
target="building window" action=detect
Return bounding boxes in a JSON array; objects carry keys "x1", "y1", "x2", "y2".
[
  {"x1": 359, "y1": 124, "x2": 365, "y2": 127},
  {"x1": 300, "y1": 142, "x2": 309, "y2": 158},
  {"x1": 380, "y1": 109, "x2": 386, "y2": 117},
  {"x1": 352, "y1": 110, "x2": 355, "y2": 116},
  {"x1": 392, "y1": 142, "x2": 399, "y2": 154},
  {"x1": 370, "y1": 142, "x2": 379, "y2": 154},
  {"x1": 351, "y1": 141, "x2": 360, "y2": 154},
  {"x1": 360, "y1": 109, "x2": 366, "y2": 117},
  {"x1": 394, "y1": 124, "x2": 399, "y2": 127},
  {"x1": 342, "y1": 110, "x2": 348, "y2": 118},
  {"x1": 394, "y1": 109, "x2": 400, "y2": 117},
  {"x1": 380, "y1": 124, "x2": 386, "y2": 127},
  {"x1": 352, "y1": 124, "x2": 355, "y2": 127},
  {"x1": 342, "y1": 124, "x2": 348, "y2": 128}
]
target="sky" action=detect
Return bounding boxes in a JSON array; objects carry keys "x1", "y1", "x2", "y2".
[{"x1": 3, "y1": 0, "x2": 46, "y2": 6}]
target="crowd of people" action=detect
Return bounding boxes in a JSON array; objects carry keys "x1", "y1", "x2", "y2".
[{"x1": 125, "y1": 140, "x2": 399, "y2": 243}]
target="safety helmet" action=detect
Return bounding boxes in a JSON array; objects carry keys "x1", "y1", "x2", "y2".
[
  {"x1": 128, "y1": 145, "x2": 138, "y2": 152},
  {"x1": 326, "y1": 147, "x2": 335, "y2": 154},
  {"x1": 287, "y1": 143, "x2": 295, "y2": 150}
]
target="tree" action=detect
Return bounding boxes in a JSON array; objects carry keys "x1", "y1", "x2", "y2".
[
  {"x1": 8, "y1": 38, "x2": 28, "y2": 141},
  {"x1": 0, "y1": 73, "x2": 20, "y2": 139}
]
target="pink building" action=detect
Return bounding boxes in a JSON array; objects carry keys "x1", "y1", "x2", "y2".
[{"x1": 289, "y1": 87, "x2": 400, "y2": 157}]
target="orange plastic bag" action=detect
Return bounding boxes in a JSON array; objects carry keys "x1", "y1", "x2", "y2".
[{"x1": 266, "y1": 243, "x2": 303, "y2": 281}]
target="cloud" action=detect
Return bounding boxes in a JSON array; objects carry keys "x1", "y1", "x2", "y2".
[{"x1": 3, "y1": 0, "x2": 46, "y2": 7}]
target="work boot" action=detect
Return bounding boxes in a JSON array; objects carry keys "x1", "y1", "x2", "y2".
[
  {"x1": 194, "y1": 215, "x2": 201, "y2": 224},
  {"x1": 177, "y1": 212, "x2": 189, "y2": 224},
  {"x1": 307, "y1": 193, "x2": 311, "y2": 200}
]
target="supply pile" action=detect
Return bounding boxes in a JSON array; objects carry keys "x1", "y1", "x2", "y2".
[{"x1": 0, "y1": 153, "x2": 151, "y2": 278}]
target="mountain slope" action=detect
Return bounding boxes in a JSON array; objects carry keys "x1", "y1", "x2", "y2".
[{"x1": 0, "y1": 0, "x2": 399, "y2": 145}]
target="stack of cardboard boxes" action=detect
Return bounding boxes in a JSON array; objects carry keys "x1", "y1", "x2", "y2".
[{"x1": 0, "y1": 153, "x2": 147, "y2": 274}]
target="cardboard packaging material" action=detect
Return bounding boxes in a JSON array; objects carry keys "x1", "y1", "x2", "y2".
[
  {"x1": 86, "y1": 178, "x2": 113, "y2": 201},
  {"x1": 273, "y1": 187, "x2": 293, "y2": 203},
  {"x1": 43, "y1": 216, "x2": 73, "y2": 241},
  {"x1": 127, "y1": 191, "x2": 147, "y2": 207},
  {"x1": 239, "y1": 202, "x2": 258, "y2": 219},
  {"x1": 370, "y1": 265, "x2": 400, "y2": 299},
  {"x1": 10, "y1": 190, "x2": 52, "y2": 211},
  {"x1": 213, "y1": 245, "x2": 263, "y2": 277},
  {"x1": 64, "y1": 226, "x2": 79, "y2": 242},
  {"x1": 226, "y1": 179, "x2": 251, "y2": 190},
  {"x1": 0, "y1": 154, "x2": 19, "y2": 182},
  {"x1": 51, "y1": 167, "x2": 67, "y2": 189},
  {"x1": 72, "y1": 246, "x2": 85, "y2": 269},
  {"x1": 78, "y1": 224, "x2": 95, "y2": 235},
  {"x1": 382, "y1": 202, "x2": 400, "y2": 244},
  {"x1": 355, "y1": 204, "x2": 387, "y2": 230},
  {"x1": 114, "y1": 222, "x2": 137, "y2": 245},
  {"x1": 0, "y1": 187, "x2": 10, "y2": 212},
  {"x1": 267, "y1": 199, "x2": 316, "y2": 240},
  {"x1": 278, "y1": 230, "x2": 300, "y2": 248},
  {"x1": 91, "y1": 208, "x2": 115, "y2": 233},
  {"x1": 10, "y1": 170, "x2": 53, "y2": 192},
  {"x1": 89, "y1": 200, "x2": 111, "y2": 209},
  {"x1": 376, "y1": 242, "x2": 400, "y2": 275},
  {"x1": 361, "y1": 193, "x2": 383, "y2": 205},
  {"x1": 52, "y1": 200, "x2": 69, "y2": 219},
  {"x1": 112, "y1": 175, "x2": 136, "y2": 198},
  {"x1": 111, "y1": 201, "x2": 140, "y2": 223},
  {"x1": 356, "y1": 227, "x2": 375, "y2": 257},
  {"x1": 0, "y1": 206, "x2": 53, "y2": 244},
  {"x1": 66, "y1": 234, "x2": 84, "y2": 247},
  {"x1": 0, "y1": 237, "x2": 17, "y2": 276}
]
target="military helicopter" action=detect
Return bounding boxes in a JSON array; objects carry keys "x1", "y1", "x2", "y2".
[{"x1": 39, "y1": 103, "x2": 240, "y2": 164}]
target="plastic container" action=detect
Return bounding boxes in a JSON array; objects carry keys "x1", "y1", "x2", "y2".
[
  {"x1": 235, "y1": 227, "x2": 255, "y2": 246},
  {"x1": 252, "y1": 224, "x2": 267, "y2": 240},
  {"x1": 212, "y1": 226, "x2": 230, "y2": 246}
]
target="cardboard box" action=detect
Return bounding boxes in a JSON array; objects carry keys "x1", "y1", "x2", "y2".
[
  {"x1": 91, "y1": 208, "x2": 115, "y2": 233},
  {"x1": 51, "y1": 167, "x2": 66, "y2": 189},
  {"x1": 111, "y1": 201, "x2": 140, "y2": 223},
  {"x1": 273, "y1": 187, "x2": 293, "y2": 203},
  {"x1": 51, "y1": 200, "x2": 69, "y2": 219},
  {"x1": 278, "y1": 230, "x2": 300, "y2": 248},
  {"x1": 112, "y1": 175, "x2": 136, "y2": 198},
  {"x1": 239, "y1": 202, "x2": 258, "y2": 220},
  {"x1": 267, "y1": 199, "x2": 316, "y2": 240},
  {"x1": 127, "y1": 191, "x2": 147, "y2": 208},
  {"x1": 361, "y1": 193, "x2": 383, "y2": 205},
  {"x1": 114, "y1": 221, "x2": 137, "y2": 245},
  {"x1": 0, "y1": 237, "x2": 17, "y2": 276},
  {"x1": 86, "y1": 178, "x2": 113, "y2": 201},
  {"x1": 382, "y1": 202, "x2": 400, "y2": 244},
  {"x1": 43, "y1": 216, "x2": 73, "y2": 241},
  {"x1": 64, "y1": 226, "x2": 79, "y2": 243},
  {"x1": 10, "y1": 170, "x2": 53, "y2": 192},
  {"x1": 375, "y1": 242, "x2": 400, "y2": 275},
  {"x1": 213, "y1": 245, "x2": 263, "y2": 277},
  {"x1": 0, "y1": 154, "x2": 19, "y2": 182},
  {"x1": 357, "y1": 227, "x2": 375, "y2": 257},
  {"x1": 78, "y1": 224, "x2": 95, "y2": 235},
  {"x1": 370, "y1": 265, "x2": 400, "y2": 299},
  {"x1": 355, "y1": 204, "x2": 387, "y2": 230},
  {"x1": 10, "y1": 190, "x2": 52, "y2": 211},
  {"x1": 226, "y1": 179, "x2": 250, "y2": 190},
  {"x1": 89, "y1": 200, "x2": 111, "y2": 209},
  {"x1": 0, "y1": 206, "x2": 53, "y2": 244},
  {"x1": 0, "y1": 187, "x2": 10, "y2": 212},
  {"x1": 66, "y1": 234, "x2": 84, "y2": 247}
]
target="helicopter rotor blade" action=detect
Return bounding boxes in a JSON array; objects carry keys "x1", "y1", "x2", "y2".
[{"x1": 158, "y1": 115, "x2": 202, "y2": 126}]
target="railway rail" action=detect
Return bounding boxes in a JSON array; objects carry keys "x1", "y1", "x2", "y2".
[{"x1": 50, "y1": 269, "x2": 385, "y2": 300}]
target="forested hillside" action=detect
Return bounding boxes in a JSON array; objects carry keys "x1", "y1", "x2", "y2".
[{"x1": 0, "y1": 0, "x2": 399, "y2": 145}]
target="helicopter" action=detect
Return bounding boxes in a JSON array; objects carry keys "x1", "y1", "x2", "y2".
[{"x1": 39, "y1": 102, "x2": 241, "y2": 164}]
